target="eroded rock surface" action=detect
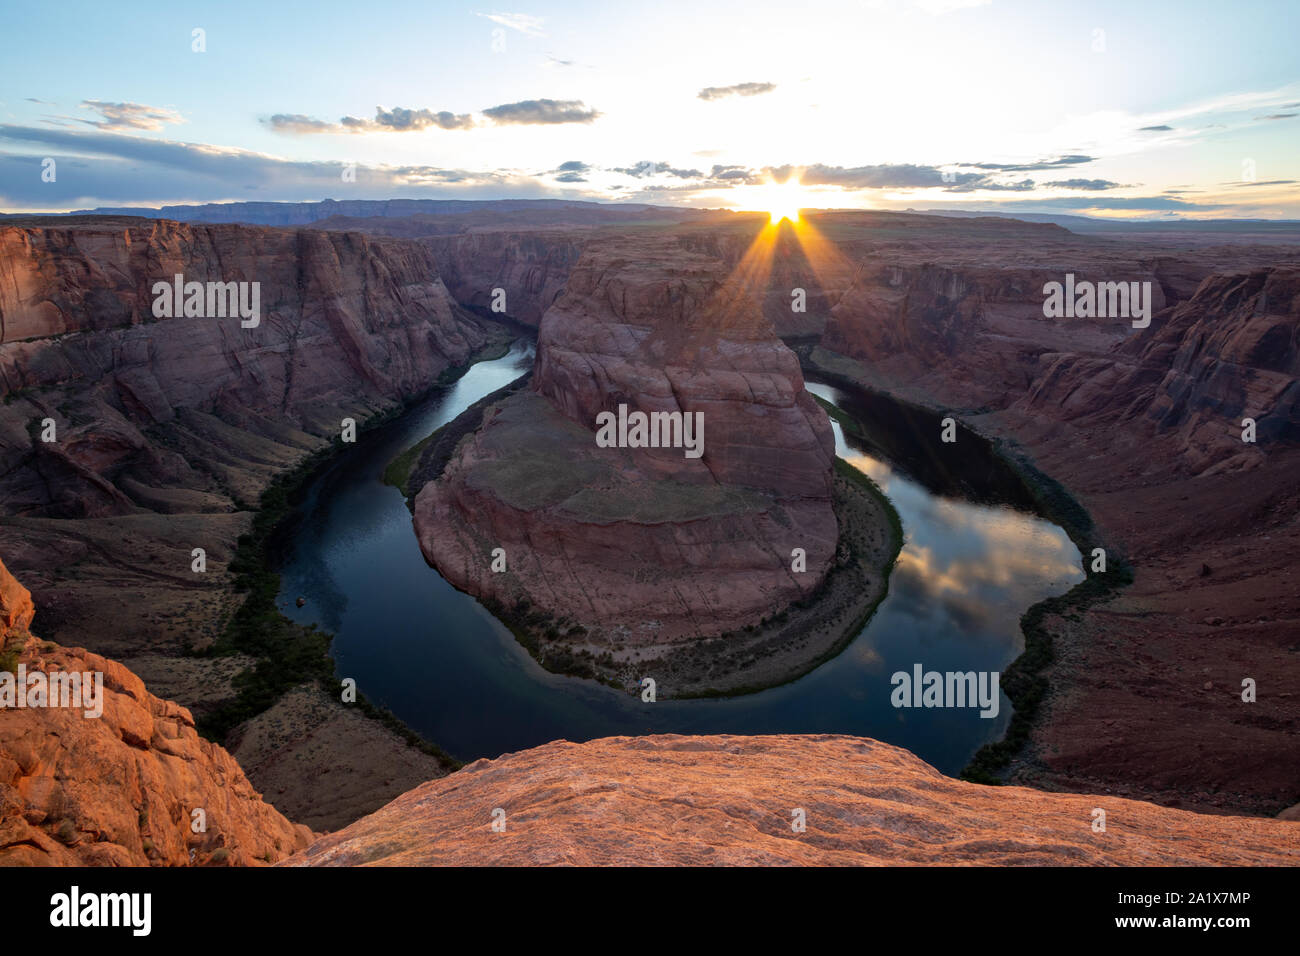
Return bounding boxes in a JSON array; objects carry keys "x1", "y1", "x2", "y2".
[
  {"x1": 288, "y1": 734, "x2": 1299, "y2": 866},
  {"x1": 0, "y1": 555, "x2": 310, "y2": 867},
  {"x1": 413, "y1": 235, "x2": 839, "y2": 647}
]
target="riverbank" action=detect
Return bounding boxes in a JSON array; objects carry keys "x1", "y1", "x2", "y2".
[
  {"x1": 799, "y1": 346, "x2": 1132, "y2": 785},
  {"x1": 393, "y1": 380, "x2": 903, "y2": 699},
  {"x1": 187, "y1": 332, "x2": 520, "y2": 829}
]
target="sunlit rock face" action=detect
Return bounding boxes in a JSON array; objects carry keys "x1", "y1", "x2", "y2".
[
  {"x1": 413, "y1": 235, "x2": 838, "y2": 643},
  {"x1": 0, "y1": 554, "x2": 311, "y2": 867},
  {"x1": 286, "y1": 734, "x2": 1300, "y2": 866},
  {"x1": 532, "y1": 236, "x2": 836, "y2": 498}
]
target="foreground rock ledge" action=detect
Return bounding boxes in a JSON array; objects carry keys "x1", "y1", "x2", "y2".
[{"x1": 287, "y1": 734, "x2": 1298, "y2": 866}]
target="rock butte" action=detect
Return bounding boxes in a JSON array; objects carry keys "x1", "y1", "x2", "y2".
[{"x1": 412, "y1": 234, "x2": 841, "y2": 644}]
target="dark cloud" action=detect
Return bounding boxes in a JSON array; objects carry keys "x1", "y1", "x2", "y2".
[
  {"x1": 697, "y1": 82, "x2": 776, "y2": 101},
  {"x1": 945, "y1": 176, "x2": 1036, "y2": 193},
  {"x1": 613, "y1": 161, "x2": 702, "y2": 179},
  {"x1": 555, "y1": 160, "x2": 590, "y2": 172},
  {"x1": 968, "y1": 154, "x2": 1095, "y2": 171},
  {"x1": 1138, "y1": 124, "x2": 1172, "y2": 131},
  {"x1": 76, "y1": 100, "x2": 183, "y2": 131},
  {"x1": 368, "y1": 107, "x2": 475, "y2": 131},
  {"x1": 554, "y1": 172, "x2": 587, "y2": 183},
  {"x1": 1044, "y1": 178, "x2": 1128, "y2": 191},
  {"x1": 482, "y1": 98, "x2": 599, "y2": 125},
  {"x1": 709, "y1": 164, "x2": 760, "y2": 183},
  {"x1": 1257, "y1": 113, "x2": 1296, "y2": 120},
  {"x1": 1231, "y1": 179, "x2": 1297, "y2": 187}
]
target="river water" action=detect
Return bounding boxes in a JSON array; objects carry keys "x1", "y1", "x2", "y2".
[{"x1": 274, "y1": 340, "x2": 1083, "y2": 774}]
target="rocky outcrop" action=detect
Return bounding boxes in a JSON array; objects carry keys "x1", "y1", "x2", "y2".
[
  {"x1": 288, "y1": 734, "x2": 1299, "y2": 866},
  {"x1": 0, "y1": 624, "x2": 311, "y2": 866},
  {"x1": 1021, "y1": 267, "x2": 1300, "y2": 474},
  {"x1": 0, "y1": 219, "x2": 490, "y2": 516},
  {"x1": 413, "y1": 235, "x2": 839, "y2": 649},
  {"x1": 423, "y1": 231, "x2": 585, "y2": 326},
  {"x1": 0, "y1": 556, "x2": 34, "y2": 642}
]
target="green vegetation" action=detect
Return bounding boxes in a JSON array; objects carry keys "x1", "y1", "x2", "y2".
[
  {"x1": 190, "y1": 341, "x2": 521, "y2": 767},
  {"x1": 381, "y1": 431, "x2": 436, "y2": 493},
  {"x1": 959, "y1": 450, "x2": 1134, "y2": 785},
  {"x1": 807, "y1": 352, "x2": 1134, "y2": 786}
]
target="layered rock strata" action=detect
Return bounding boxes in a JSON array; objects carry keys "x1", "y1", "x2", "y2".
[{"x1": 413, "y1": 235, "x2": 842, "y2": 659}]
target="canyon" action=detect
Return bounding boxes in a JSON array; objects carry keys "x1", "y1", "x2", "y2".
[{"x1": 1, "y1": 203, "x2": 1297, "y2": 864}]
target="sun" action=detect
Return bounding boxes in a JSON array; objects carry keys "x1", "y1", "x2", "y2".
[{"x1": 755, "y1": 177, "x2": 809, "y2": 224}]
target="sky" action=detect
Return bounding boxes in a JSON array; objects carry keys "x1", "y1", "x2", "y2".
[{"x1": 1, "y1": 0, "x2": 1298, "y2": 218}]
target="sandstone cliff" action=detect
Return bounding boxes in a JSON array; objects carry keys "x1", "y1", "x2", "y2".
[
  {"x1": 288, "y1": 734, "x2": 1299, "y2": 866},
  {"x1": 0, "y1": 556, "x2": 310, "y2": 866},
  {"x1": 423, "y1": 231, "x2": 585, "y2": 326},
  {"x1": 0, "y1": 217, "x2": 494, "y2": 654},
  {"x1": 1022, "y1": 266, "x2": 1300, "y2": 473}
]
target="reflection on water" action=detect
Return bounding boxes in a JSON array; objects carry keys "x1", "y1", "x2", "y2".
[{"x1": 274, "y1": 345, "x2": 1083, "y2": 776}]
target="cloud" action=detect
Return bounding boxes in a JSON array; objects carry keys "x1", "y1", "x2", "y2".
[
  {"x1": 765, "y1": 162, "x2": 1000, "y2": 190},
  {"x1": 1044, "y1": 178, "x2": 1128, "y2": 191},
  {"x1": 75, "y1": 100, "x2": 183, "y2": 131},
  {"x1": 482, "y1": 98, "x2": 599, "y2": 124},
  {"x1": 968, "y1": 154, "x2": 1095, "y2": 171},
  {"x1": 709, "y1": 164, "x2": 760, "y2": 183},
  {"x1": 477, "y1": 12, "x2": 545, "y2": 36},
  {"x1": 697, "y1": 82, "x2": 776, "y2": 101},
  {"x1": 266, "y1": 113, "x2": 340, "y2": 134},
  {"x1": 1256, "y1": 112, "x2": 1296, "y2": 120},
  {"x1": 267, "y1": 106, "x2": 475, "y2": 134},
  {"x1": 368, "y1": 107, "x2": 475, "y2": 131},
  {"x1": 1138, "y1": 124, "x2": 1173, "y2": 131},
  {"x1": 0, "y1": 123, "x2": 551, "y2": 208},
  {"x1": 547, "y1": 160, "x2": 591, "y2": 182},
  {"x1": 613, "y1": 160, "x2": 702, "y2": 179},
  {"x1": 998, "y1": 195, "x2": 1225, "y2": 212},
  {"x1": 1230, "y1": 179, "x2": 1297, "y2": 188}
]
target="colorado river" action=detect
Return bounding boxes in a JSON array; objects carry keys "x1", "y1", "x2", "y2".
[{"x1": 274, "y1": 340, "x2": 1083, "y2": 775}]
